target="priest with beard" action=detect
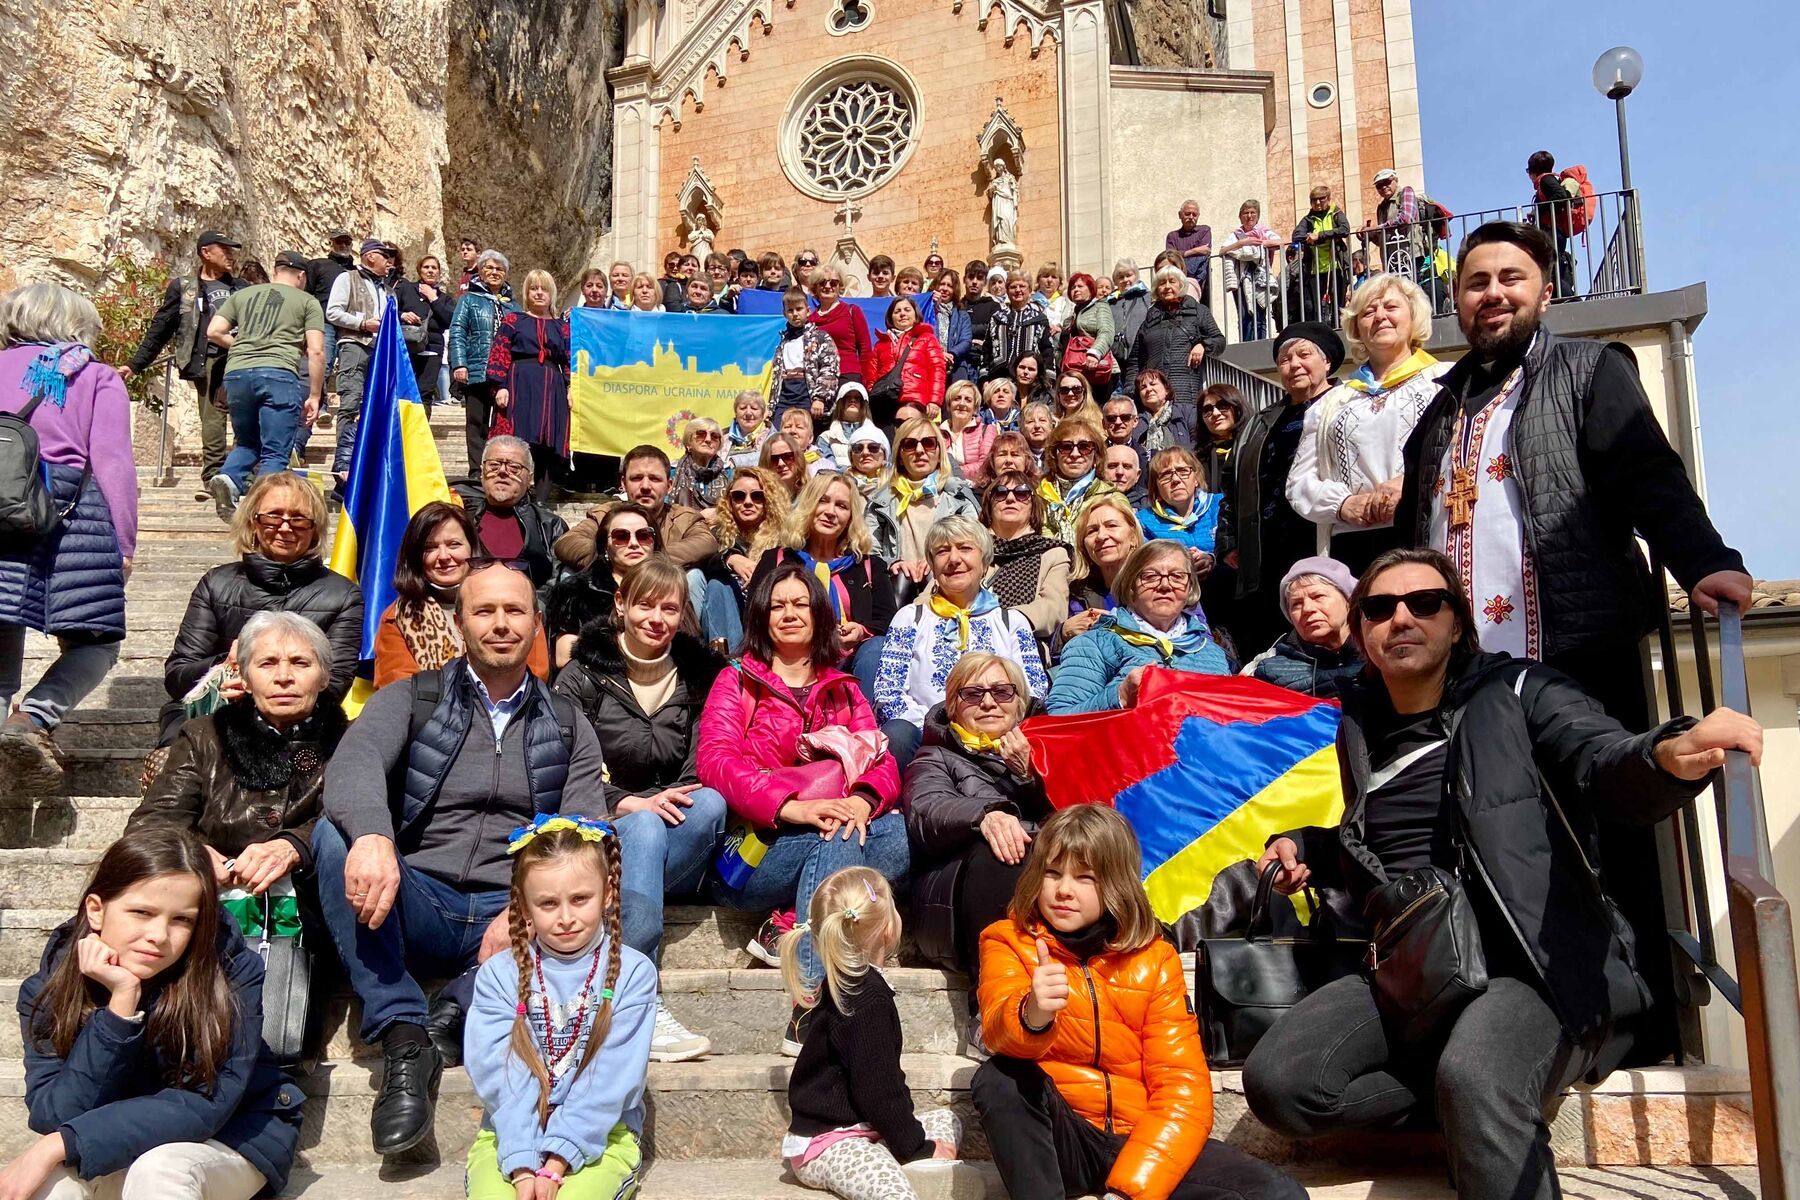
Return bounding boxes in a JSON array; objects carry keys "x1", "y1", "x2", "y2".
[{"x1": 1393, "y1": 220, "x2": 1750, "y2": 1068}]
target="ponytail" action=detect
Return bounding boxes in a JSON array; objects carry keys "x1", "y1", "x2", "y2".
[{"x1": 779, "y1": 866, "x2": 900, "y2": 1015}]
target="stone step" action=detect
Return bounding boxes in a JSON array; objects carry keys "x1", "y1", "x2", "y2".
[
  {"x1": 0, "y1": 965, "x2": 966, "y2": 1060},
  {"x1": 50, "y1": 709, "x2": 159, "y2": 751},
  {"x1": 0, "y1": 796, "x2": 137, "y2": 849}
]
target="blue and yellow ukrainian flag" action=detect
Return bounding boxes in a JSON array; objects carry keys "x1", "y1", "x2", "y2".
[
  {"x1": 327, "y1": 297, "x2": 454, "y2": 713},
  {"x1": 1023, "y1": 669, "x2": 1344, "y2": 937}
]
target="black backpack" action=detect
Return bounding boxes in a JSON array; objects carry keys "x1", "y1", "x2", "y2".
[{"x1": 0, "y1": 394, "x2": 85, "y2": 551}]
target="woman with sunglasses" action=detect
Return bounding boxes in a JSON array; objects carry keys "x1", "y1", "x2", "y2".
[
  {"x1": 942, "y1": 379, "x2": 996, "y2": 485},
  {"x1": 866, "y1": 415, "x2": 982, "y2": 601},
  {"x1": 867, "y1": 295, "x2": 946, "y2": 429},
  {"x1": 759, "y1": 432, "x2": 810, "y2": 496},
  {"x1": 1047, "y1": 539, "x2": 1230, "y2": 714},
  {"x1": 546, "y1": 506, "x2": 661, "y2": 666},
  {"x1": 982, "y1": 472, "x2": 1070, "y2": 639},
  {"x1": 1137, "y1": 446, "x2": 1222, "y2": 579},
  {"x1": 701, "y1": 466, "x2": 790, "y2": 647},
  {"x1": 1036, "y1": 415, "x2": 1119, "y2": 545},
  {"x1": 697, "y1": 561, "x2": 908, "y2": 1053},
  {"x1": 749, "y1": 471, "x2": 896, "y2": 700},
  {"x1": 1059, "y1": 492, "x2": 1144, "y2": 650},
  {"x1": 160, "y1": 472, "x2": 363, "y2": 747},
  {"x1": 873, "y1": 515, "x2": 1048, "y2": 769},
  {"x1": 1197, "y1": 382, "x2": 1244, "y2": 493},
  {"x1": 807, "y1": 264, "x2": 874, "y2": 388},
  {"x1": 669, "y1": 416, "x2": 729, "y2": 514},
  {"x1": 1051, "y1": 371, "x2": 1104, "y2": 428},
  {"x1": 903, "y1": 652, "x2": 1051, "y2": 1054},
  {"x1": 841, "y1": 428, "x2": 889, "y2": 498},
  {"x1": 374, "y1": 500, "x2": 550, "y2": 687}
]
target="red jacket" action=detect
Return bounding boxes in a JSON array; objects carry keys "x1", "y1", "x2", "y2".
[
  {"x1": 870, "y1": 327, "x2": 947, "y2": 412},
  {"x1": 809, "y1": 301, "x2": 874, "y2": 378},
  {"x1": 695, "y1": 656, "x2": 900, "y2": 827}
]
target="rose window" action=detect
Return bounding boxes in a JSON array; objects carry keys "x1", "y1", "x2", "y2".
[{"x1": 794, "y1": 79, "x2": 915, "y2": 196}]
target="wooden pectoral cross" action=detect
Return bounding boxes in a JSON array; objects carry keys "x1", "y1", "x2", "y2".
[{"x1": 1446, "y1": 465, "x2": 1479, "y2": 530}]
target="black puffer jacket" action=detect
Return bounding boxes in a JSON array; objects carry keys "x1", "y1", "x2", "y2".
[
  {"x1": 129, "y1": 699, "x2": 347, "y2": 870},
  {"x1": 552, "y1": 627, "x2": 727, "y2": 810},
  {"x1": 1286, "y1": 652, "x2": 1703, "y2": 1077},
  {"x1": 161, "y1": 555, "x2": 364, "y2": 743},
  {"x1": 1122, "y1": 295, "x2": 1226, "y2": 407},
  {"x1": 904, "y1": 703, "x2": 1051, "y2": 971},
  {"x1": 1244, "y1": 631, "x2": 1364, "y2": 699},
  {"x1": 449, "y1": 477, "x2": 570, "y2": 591},
  {"x1": 545, "y1": 566, "x2": 618, "y2": 645},
  {"x1": 1398, "y1": 331, "x2": 1745, "y2": 657}
]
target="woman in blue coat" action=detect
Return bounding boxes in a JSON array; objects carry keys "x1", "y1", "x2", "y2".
[
  {"x1": 1047, "y1": 539, "x2": 1230, "y2": 714},
  {"x1": 931, "y1": 269, "x2": 977, "y2": 386},
  {"x1": 1136, "y1": 446, "x2": 1222, "y2": 570}
]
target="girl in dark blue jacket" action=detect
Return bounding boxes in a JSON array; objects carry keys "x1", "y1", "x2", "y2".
[{"x1": 2, "y1": 827, "x2": 301, "y2": 1200}]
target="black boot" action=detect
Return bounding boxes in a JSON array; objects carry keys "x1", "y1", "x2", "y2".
[
  {"x1": 370, "y1": 1024, "x2": 442, "y2": 1156},
  {"x1": 426, "y1": 993, "x2": 465, "y2": 1069}
]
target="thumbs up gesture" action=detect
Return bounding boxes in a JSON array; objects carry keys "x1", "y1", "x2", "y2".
[{"x1": 1024, "y1": 937, "x2": 1069, "y2": 1030}]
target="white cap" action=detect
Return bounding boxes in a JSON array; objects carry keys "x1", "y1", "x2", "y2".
[{"x1": 1372, "y1": 168, "x2": 1398, "y2": 185}]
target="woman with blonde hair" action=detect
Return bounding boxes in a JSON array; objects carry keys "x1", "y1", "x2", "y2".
[
  {"x1": 1286, "y1": 271, "x2": 1446, "y2": 573},
  {"x1": 488, "y1": 267, "x2": 571, "y2": 501},
  {"x1": 1051, "y1": 371, "x2": 1103, "y2": 427},
  {"x1": 1059, "y1": 492, "x2": 1143, "y2": 649},
  {"x1": 1037, "y1": 414, "x2": 1119, "y2": 545},
  {"x1": 942, "y1": 379, "x2": 996, "y2": 484},
  {"x1": 981, "y1": 377, "x2": 1020, "y2": 432},
  {"x1": 160, "y1": 471, "x2": 362, "y2": 746},
  {"x1": 629, "y1": 271, "x2": 665, "y2": 313},
  {"x1": 808, "y1": 263, "x2": 874, "y2": 385},
  {"x1": 749, "y1": 471, "x2": 895, "y2": 697},
  {"x1": 865, "y1": 414, "x2": 981, "y2": 599},
  {"x1": 0, "y1": 283, "x2": 142, "y2": 790},
  {"x1": 699, "y1": 465, "x2": 790, "y2": 648},
  {"x1": 669, "y1": 415, "x2": 728, "y2": 512},
  {"x1": 1019, "y1": 401, "x2": 1054, "y2": 473}
]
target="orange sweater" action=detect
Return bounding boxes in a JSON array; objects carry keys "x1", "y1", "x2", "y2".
[
  {"x1": 978, "y1": 918, "x2": 1212, "y2": 1200},
  {"x1": 371, "y1": 599, "x2": 551, "y2": 690}
]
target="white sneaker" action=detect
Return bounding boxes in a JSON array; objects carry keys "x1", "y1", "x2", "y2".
[
  {"x1": 648, "y1": 999, "x2": 711, "y2": 1062},
  {"x1": 207, "y1": 474, "x2": 239, "y2": 522}
]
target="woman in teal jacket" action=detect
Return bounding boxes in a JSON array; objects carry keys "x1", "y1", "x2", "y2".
[
  {"x1": 1047, "y1": 539, "x2": 1229, "y2": 714},
  {"x1": 448, "y1": 250, "x2": 516, "y2": 466}
]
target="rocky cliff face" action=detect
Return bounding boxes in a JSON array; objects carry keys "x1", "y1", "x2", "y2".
[
  {"x1": 0, "y1": 0, "x2": 621, "y2": 292},
  {"x1": 1125, "y1": 0, "x2": 1224, "y2": 69}
]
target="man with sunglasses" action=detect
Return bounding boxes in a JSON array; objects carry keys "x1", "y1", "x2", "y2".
[
  {"x1": 553, "y1": 444, "x2": 720, "y2": 572},
  {"x1": 1246, "y1": 546, "x2": 1762, "y2": 1200},
  {"x1": 449, "y1": 436, "x2": 569, "y2": 591}
]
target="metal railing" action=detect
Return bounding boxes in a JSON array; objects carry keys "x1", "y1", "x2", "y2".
[
  {"x1": 1656, "y1": 594, "x2": 1799, "y2": 1200},
  {"x1": 1185, "y1": 188, "x2": 1647, "y2": 347}
]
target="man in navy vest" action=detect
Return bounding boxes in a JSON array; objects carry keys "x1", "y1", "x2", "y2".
[{"x1": 314, "y1": 561, "x2": 607, "y2": 1156}]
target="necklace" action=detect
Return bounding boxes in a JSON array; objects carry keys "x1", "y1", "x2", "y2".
[
  {"x1": 1444, "y1": 362, "x2": 1525, "y2": 532},
  {"x1": 533, "y1": 941, "x2": 603, "y2": 1072}
]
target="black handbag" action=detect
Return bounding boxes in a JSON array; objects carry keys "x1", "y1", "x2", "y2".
[
  {"x1": 1363, "y1": 863, "x2": 1487, "y2": 1045},
  {"x1": 867, "y1": 334, "x2": 917, "y2": 411},
  {"x1": 256, "y1": 894, "x2": 313, "y2": 1071},
  {"x1": 1194, "y1": 862, "x2": 1367, "y2": 1066}
]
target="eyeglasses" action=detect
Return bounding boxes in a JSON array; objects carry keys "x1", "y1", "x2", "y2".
[
  {"x1": 1054, "y1": 440, "x2": 1097, "y2": 455},
  {"x1": 1155, "y1": 466, "x2": 1194, "y2": 483},
  {"x1": 955, "y1": 683, "x2": 1019, "y2": 707},
  {"x1": 608, "y1": 527, "x2": 657, "y2": 548},
  {"x1": 468, "y1": 556, "x2": 530, "y2": 574},
  {"x1": 991, "y1": 486, "x2": 1032, "y2": 502},
  {"x1": 1136, "y1": 569, "x2": 1191, "y2": 589},
  {"x1": 815, "y1": 280, "x2": 841, "y2": 291},
  {"x1": 768, "y1": 451, "x2": 797, "y2": 466},
  {"x1": 898, "y1": 437, "x2": 940, "y2": 454},
  {"x1": 483, "y1": 460, "x2": 530, "y2": 477},
  {"x1": 850, "y1": 442, "x2": 885, "y2": 455},
  {"x1": 1357, "y1": 588, "x2": 1454, "y2": 623},
  {"x1": 729, "y1": 488, "x2": 766, "y2": 505},
  {"x1": 255, "y1": 513, "x2": 316, "y2": 533},
  {"x1": 690, "y1": 430, "x2": 722, "y2": 443},
  {"x1": 1057, "y1": 385, "x2": 1084, "y2": 396}
]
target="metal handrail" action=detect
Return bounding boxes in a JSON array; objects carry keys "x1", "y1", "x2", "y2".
[{"x1": 1711, "y1": 601, "x2": 1799, "y2": 1200}]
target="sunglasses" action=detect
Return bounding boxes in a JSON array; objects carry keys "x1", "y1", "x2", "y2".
[
  {"x1": 898, "y1": 437, "x2": 940, "y2": 454},
  {"x1": 1357, "y1": 588, "x2": 1454, "y2": 623},
  {"x1": 815, "y1": 280, "x2": 842, "y2": 291},
  {"x1": 768, "y1": 451, "x2": 798, "y2": 466},
  {"x1": 254, "y1": 513, "x2": 315, "y2": 533},
  {"x1": 468, "y1": 556, "x2": 530, "y2": 574},
  {"x1": 1058, "y1": 385, "x2": 1084, "y2": 396},
  {"x1": 851, "y1": 441, "x2": 885, "y2": 455},
  {"x1": 1104, "y1": 412, "x2": 1135, "y2": 424},
  {"x1": 729, "y1": 488, "x2": 766, "y2": 504},
  {"x1": 608, "y1": 528, "x2": 657, "y2": 547},
  {"x1": 1054, "y1": 440, "x2": 1098, "y2": 455},
  {"x1": 797, "y1": 257, "x2": 819, "y2": 267},
  {"x1": 955, "y1": 683, "x2": 1019, "y2": 707},
  {"x1": 690, "y1": 430, "x2": 722, "y2": 442},
  {"x1": 991, "y1": 486, "x2": 1032, "y2": 502},
  {"x1": 1200, "y1": 403, "x2": 1234, "y2": 416}
]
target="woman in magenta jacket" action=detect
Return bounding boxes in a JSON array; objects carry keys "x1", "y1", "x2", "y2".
[{"x1": 697, "y1": 559, "x2": 907, "y2": 1052}]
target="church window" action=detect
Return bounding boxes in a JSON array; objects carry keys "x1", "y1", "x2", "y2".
[
  {"x1": 1308, "y1": 81, "x2": 1336, "y2": 108},
  {"x1": 781, "y1": 59, "x2": 922, "y2": 200},
  {"x1": 828, "y1": 0, "x2": 872, "y2": 34}
]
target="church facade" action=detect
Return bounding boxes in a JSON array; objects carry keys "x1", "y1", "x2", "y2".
[{"x1": 605, "y1": 0, "x2": 1425, "y2": 285}]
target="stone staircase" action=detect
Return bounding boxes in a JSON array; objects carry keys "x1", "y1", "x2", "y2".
[{"x1": 0, "y1": 407, "x2": 1765, "y2": 1198}]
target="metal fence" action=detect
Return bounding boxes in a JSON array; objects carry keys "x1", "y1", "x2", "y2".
[{"x1": 1179, "y1": 188, "x2": 1647, "y2": 348}]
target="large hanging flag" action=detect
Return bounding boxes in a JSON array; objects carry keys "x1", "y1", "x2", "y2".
[
  {"x1": 569, "y1": 309, "x2": 784, "y2": 459},
  {"x1": 1022, "y1": 669, "x2": 1344, "y2": 947},
  {"x1": 328, "y1": 298, "x2": 454, "y2": 712}
]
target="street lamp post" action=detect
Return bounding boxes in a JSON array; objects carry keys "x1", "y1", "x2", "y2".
[{"x1": 1592, "y1": 46, "x2": 1646, "y2": 290}]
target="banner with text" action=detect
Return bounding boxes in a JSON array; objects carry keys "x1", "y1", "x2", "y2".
[{"x1": 570, "y1": 309, "x2": 784, "y2": 457}]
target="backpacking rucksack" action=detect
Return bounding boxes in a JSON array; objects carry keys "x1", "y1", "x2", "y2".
[
  {"x1": 1555, "y1": 166, "x2": 1598, "y2": 237},
  {"x1": 0, "y1": 394, "x2": 84, "y2": 551},
  {"x1": 1419, "y1": 194, "x2": 1454, "y2": 243}
]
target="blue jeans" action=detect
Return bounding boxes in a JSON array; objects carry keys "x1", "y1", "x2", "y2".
[
  {"x1": 615, "y1": 786, "x2": 727, "y2": 963},
  {"x1": 311, "y1": 821, "x2": 509, "y2": 1042},
  {"x1": 879, "y1": 718, "x2": 923, "y2": 773},
  {"x1": 0, "y1": 625, "x2": 118, "y2": 730},
  {"x1": 221, "y1": 368, "x2": 305, "y2": 491},
  {"x1": 847, "y1": 636, "x2": 884, "y2": 703},
  {"x1": 713, "y1": 809, "x2": 910, "y2": 988},
  {"x1": 687, "y1": 569, "x2": 744, "y2": 651}
]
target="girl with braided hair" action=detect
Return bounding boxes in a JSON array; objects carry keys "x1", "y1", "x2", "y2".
[{"x1": 464, "y1": 815, "x2": 658, "y2": 1200}]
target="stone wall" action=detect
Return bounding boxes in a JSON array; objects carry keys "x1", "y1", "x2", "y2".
[{"x1": 1127, "y1": 0, "x2": 1222, "y2": 69}]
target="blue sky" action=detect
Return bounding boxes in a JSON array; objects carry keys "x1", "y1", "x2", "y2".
[{"x1": 1413, "y1": 4, "x2": 1799, "y2": 579}]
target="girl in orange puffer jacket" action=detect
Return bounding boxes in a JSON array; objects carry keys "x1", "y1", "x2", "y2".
[{"x1": 974, "y1": 805, "x2": 1305, "y2": 1200}]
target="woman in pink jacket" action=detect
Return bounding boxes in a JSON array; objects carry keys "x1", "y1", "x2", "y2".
[{"x1": 698, "y1": 558, "x2": 907, "y2": 1054}]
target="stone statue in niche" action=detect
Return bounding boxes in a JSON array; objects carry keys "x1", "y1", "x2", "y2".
[
  {"x1": 986, "y1": 158, "x2": 1019, "y2": 261},
  {"x1": 681, "y1": 208, "x2": 717, "y2": 258}
]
